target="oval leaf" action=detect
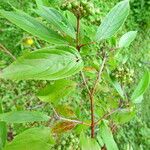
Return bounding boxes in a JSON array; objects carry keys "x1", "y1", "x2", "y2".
[
  {"x1": 52, "y1": 121, "x2": 76, "y2": 134},
  {"x1": 36, "y1": 6, "x2": 76, "y2": 39},
  {"x1": 99, "y1": 120, "x2": 119, "y2": 150},
  {"x1": 37, "y1": 79, "x2": 76, "y2": 104},
  {"x1": 0, "y1": 111, "x2": 49, "y2": 123},
  {"x1": 109, "y1": 76, "x2": 125, "y2": 100},
  {"x1": 119, "y1": 31, "x2": 137, "y2": 48},
  {"x1": 131, "y1": 70, "x2": 150, "y2": 102},
  {"x1": 112, "y1": 109, "x2": 135, "y2": 124},
  {"x1": 0, "y1": 10, "x2": 67, "y2": 44},
  {"x1": 55, "y1": 105, "x2": 76, "y2": 118},
  {"x1": 96, "y1": 0, "x2": 130, "y2": 41},
  {"x1": 80, "y1": 132, "x2": 100, "y2": 150},
  {"x1": 4, "y1": 127, "x2": 54, "y2": 150},
  {"x1": 0, "y1": 46, "x2": 83, "y2": 80}
]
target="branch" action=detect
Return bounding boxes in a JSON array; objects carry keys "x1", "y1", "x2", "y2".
[
  {"x1": 91, "y1": 53, "x2": 107, "y2": 95},
  {"x1": 76, "y1": 15, "x2": 80, "y2": 51},
  {"x1": 95, "y1": 109, "x2": 119, "y2": 125},
  {"x1": 0, "y1": 43, "x2": 16, "y2": 60},
  {"x1": 78, "y1": 41, "x2": 96, "y2": 49},
  {"x1": 51, "y1": 106, "x2": 90, "y2": 126},
  {"x1": 80, "y1": 71, "x2": 91, "y2": 96}
]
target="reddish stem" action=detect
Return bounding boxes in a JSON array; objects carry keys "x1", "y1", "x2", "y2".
[
  {"x1": 90, "y1": 94, "x2": 95, "y2": 138},
  {"x1": 76, "y1": 15, "x2": 80, "y2": 51}
]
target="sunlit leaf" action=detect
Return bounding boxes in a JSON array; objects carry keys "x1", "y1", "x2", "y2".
[
  {"x1": 99, "y1": 120, "x2": 119, "y2": 150},
  {"x1": 133, "y1": 95, "x2": 143, "y2": 104},
  {"x1": 80, "y1": 132, "x2": 100, "y2": 150},
  {"x1": 109, "y1": 76, "x2": 125, "y2": 99},
  {"x1": 96, "y1": 135, "x2": 104, "y2": 148},
  {"x1": 131, "y1": 70, "x2": 150, "y2": 102},
  {"x1": 0, "y1": 111, "x2": 49, "y2": 123},
  {"x1": 96, "y1": 0, "x2": 130, "y2": 41},
  {"x1": 4, "y1": 127, "x2": 54, "y2": 150},
  {"x1": 112, "y1": 109, "x2": 135, "y2": 124},
  {"x1": 119, "y1": 31, "x2": 137, "y2": 48},
  {"x1": 0, "y1": 46, "x2": 83, "y2": 80},
  {"x1": 0, "y1": 10, "x2": 67, "y2": 44}
]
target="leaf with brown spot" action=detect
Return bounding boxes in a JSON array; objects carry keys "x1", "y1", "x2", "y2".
[{"x1": 52, "y1": 121, "x2": 76, "y2": 134}]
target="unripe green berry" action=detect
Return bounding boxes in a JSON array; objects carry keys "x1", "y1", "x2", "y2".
[
  {"x1": 96, "y1": 18, "x2": 100, "y2": 22},
  {"x1": 70, "y1": 134, "x2": 74, "y2": 139},
  {"x1": 88, "y1": 2, "x2": 94, "y2": 8},
  {"x1": 83, "y1": 10, "x2": 87, "y2": 15},
  {"x1": 89, "y1": 8, "x2": 95, "y2": 15},
  {"x1": 72, "y1": 139, "x2": 75, "y2": 143},
  {"x1": 80, "y1": 6, "x2": 84, "y2": 11},
  {"x1": 81, "y1": 0, "x2": 87, "y2": 6},
  {"x1": 62, "y1": 3, "x2": 67, "y2": 8},
  {"x1": 95, "y1": 8, "x2": 100, "y2": 14},
  {"x1": 72, "y1": 1, "x2": 79, "y2": 8},
  {"x1": 67, "y1": 3, "x2": 72, "y2": 9},
  {"x1": 62, "y1": 140, "x2": 66, "y2": 145},
  {"x1": 57, "y1": 146, "x2": 62, "y2": 150}
]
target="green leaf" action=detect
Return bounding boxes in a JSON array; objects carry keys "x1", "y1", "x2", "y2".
[
  {"x1": 37, "y1": 79, "x2": 76, "y2": 104},
  {"x1": 55, "y1": 105, "x2": 76, "y2": 118},
  {"x1": 109, "y1": 76, "x2": 125, "y2": 99},
  {"x1": 133, "y1": 95, "x2": 143, "y2": 104},
  {"x1": 99, "y1": 120, "x2": 119, "y2": 150},
  {"x1": 0, "y1": 104, "x2": 7, "y2": 149},
  {"x1": 112, "y1": 109, "x2": 135, "y2": 124},
  {"x1": 4, "y1": 127, "x2": 54, "y2": 150},
  {"x1": 35, "y1": 0, "x2": 44, "y2": 7},
  {"x1": 0, "y1": 111, "x2": 49, "y2": 123},
  {"x1": 0, "y1": 10, "x2": 67, "y2": 44},
  {"x1": 36, "y1": 6, "x2": 76, "y2": 39},
  {"x1": 80, "y1": 132, "x2": 100, "y2": 150},
  {"x1": 96, "y1": 0, "x2": 130, "y2": 41},
  {"x1": 0, "y1": 122, "x2": 6, "y2": 150},
  {"x1": 52, "y1": 121, "x2": 76, "y2": 134},
  {"x1": 119, "y1": 31, "x2": 137, "y2": 48},
  {"x1": 35, "y1": 0, "x2": 49, "y2": 8},
  {"x1": 96, "y1": 135, "x2": 104, "y2": 148},
  {"x1": 131, "y1": 70, "x2": 150, "y2": 102},
  {"x1": 74, "y1": 124, "x2": 89, "y2": 135},
  {"x1": 0, "y1": 46, "x2": 83, "y2": 80}
]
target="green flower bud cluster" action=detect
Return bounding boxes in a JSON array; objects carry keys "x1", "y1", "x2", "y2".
[
  {"x1": 112, "y1": 67, "x2": 134, "y2": 85},
  {"x1": 85, "y1": 8, "x2": 101, "y2": 25},
  {"x1": 60, "y1": 0, "x2": 100, "y2": 19},
  {"x1": 52, "y1": 133, "x2": 80, "y2": 150}
]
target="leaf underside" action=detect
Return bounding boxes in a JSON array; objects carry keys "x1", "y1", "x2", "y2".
[{"x1": 96, "y1": 0, "x2": 130, "y2": 41}]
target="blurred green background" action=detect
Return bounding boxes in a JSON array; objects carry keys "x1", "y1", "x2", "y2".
[{"x1": 0, "y1": 0, "x2": 149, "y2": 149}]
